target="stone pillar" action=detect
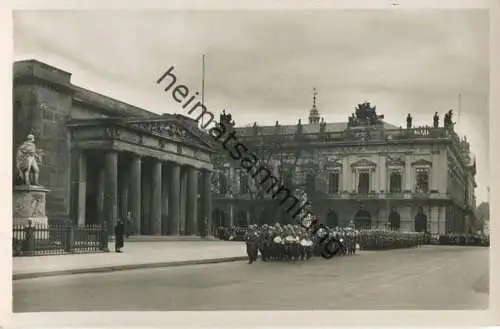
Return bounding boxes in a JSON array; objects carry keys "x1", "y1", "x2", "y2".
[
  {"x1": 341, "y1": 155, "x2": 350, "y2": 192},
  {"x1": 370, "y1": 168, "x2": 376, "y2": 192},
  {"x1": 439, "y1": 149, "x2": 448, "y2": 193},
  {"x1": 141, "y1": 161, "x2": 151, "y2": 234},
  {"x1": 229, "y1": 204, "x2": 235, "y2": 227},
  {"x1": 439, "y1": 205, "x2": 447, "y2": 234},
  {"x1": 352, "y1": 169, "x2": 357, "y2": 192},
  {"x1": 180, "y1": 168, "x2": 188, "y2": 235},
  {"x1": 97, "y1": 166, "x2": 105, "y2": 225},
  {"x1": 430, "y1": 205, "x2": 439, "y2": 234},
  {"x1": 103, "y1": 151, "x2": 118, "y2": 234},
  {"x1": 150, "y1": 159, "x2": 162, "y2": 235},
  {"x1": 186, "y1": 167, "x2": 198, "y2": 235},
  {"x1": 129, "y1": 155, "x2": 141, "y2": 235},
  {"x1": 404, "y1": 156, "x2": 412, "y2": 192},
  {"x1": 246, "y1": 210, "x2": 251, "y2": 225},
  {"x1": 161, "y1": 164, "x2": 169, "y2": 235},
  {"x1": 379, "y1": 155, "x2": 387, "y2": 193},
  {"x1": 430, "y1": 150, "x2": 439, "y2": 193},
  {"x1": 202, "y1": 170, "x2": 213, "y2": 231},
  {"x1": 168, "y1": 163, "x2": 181, "y2": 235},
  {"x1": 119, "y1": 159, "x2": 130, "y2": 222},
  {"x1": 77, "y1": 151, "x2": 87, "y2": 226}
]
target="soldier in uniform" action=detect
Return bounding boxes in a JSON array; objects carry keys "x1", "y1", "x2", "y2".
[
  {"x1": 259, "y1": 224, "x2": 270, "y2": 261},
  {"x1": 245, "y1": 224, "x2": 259, "y2": 264}
]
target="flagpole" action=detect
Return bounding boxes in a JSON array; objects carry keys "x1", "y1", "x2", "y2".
[{"x1": 201, "y1": 54, "x2": 206, "y2": 127}]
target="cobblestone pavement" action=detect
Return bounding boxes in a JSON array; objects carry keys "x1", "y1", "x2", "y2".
[{"x1": 13, "y1": 246, "x2": 489, "y2": 312}]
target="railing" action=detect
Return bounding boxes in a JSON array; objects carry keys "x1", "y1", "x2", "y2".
[
  {"x1": 12, "y1": 223, "x2": 108, "y2": 257},
  {"x1": 241, "y1": 127, "x2": 453, "y2": 145}
]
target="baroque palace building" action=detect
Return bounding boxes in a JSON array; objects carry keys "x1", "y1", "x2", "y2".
[
  {"x1": 211, "y1": 91, "x2": 477, "y2": 234},
  {"x1": 13, "y1": 60, "x2": 215, "y2": 235}
]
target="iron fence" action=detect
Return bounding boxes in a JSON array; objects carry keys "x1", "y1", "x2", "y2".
[{"x1": 12, "y1": 223, "x2": 108, "y2": 257}]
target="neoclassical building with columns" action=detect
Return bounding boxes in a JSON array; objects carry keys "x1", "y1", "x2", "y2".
[
  {"x1": 13, "y1": 59, "x2": 214, "y2": 235},
  {"x1": 211, "y1": 95, "x2": 477, "y2": 235}
]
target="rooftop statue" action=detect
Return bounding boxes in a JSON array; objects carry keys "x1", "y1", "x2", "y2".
[
  {"x1": 433, "y1": 112, "x2": 439, "y2": 128},
  {"x1": 406, "y1": 113, "x2": 412, "y2": 129},
  {"x1": 16, "y1": 134, "x2": 43, "y2": 186},
  {"x1": 444, "y1": 109, "x2": 455, "y2": 130}
]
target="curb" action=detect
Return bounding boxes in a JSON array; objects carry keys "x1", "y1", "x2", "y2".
[{"x1": 13, "y1": 256, "x2": 248, "y2": 281}]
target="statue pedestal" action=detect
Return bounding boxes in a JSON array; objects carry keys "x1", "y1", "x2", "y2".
[{"x1": 13, "y1": 185, "x2": 50, "y2": 238}]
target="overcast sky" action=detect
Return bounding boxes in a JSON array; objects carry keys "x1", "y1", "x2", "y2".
[{"x1": 13, "y1": 10, "x2": 490, "y2": 202}]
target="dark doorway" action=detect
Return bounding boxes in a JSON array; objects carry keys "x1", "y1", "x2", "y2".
[
  {"x1": 212, "y1": 209, "x2": 229, "y2": 227},
  {"x1": 354, "y1": 207, "x2": 371, "y2": 230},
  {"x1": 388, "y1": 209, "x2": 401, "y2": 231},
  {"x1": 85, "y1": 154, "x2": 101, "y2": 226},
  {"x1": 414, "y1": 208, "x2": 428, "y2": 232},
  {"x1": 326, "y1": 209, "x2": 339, "y2": 228},
  {"x1": 236, "y1": 210, "x2": 247, "y2": 226}
]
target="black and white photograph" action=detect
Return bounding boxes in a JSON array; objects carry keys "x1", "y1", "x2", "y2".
[{"x1": 8, "y1": 5, "x2": 494, "y2": 322}]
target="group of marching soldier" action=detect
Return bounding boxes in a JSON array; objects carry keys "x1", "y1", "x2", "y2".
[{"x1": 242, "y1": 222, "x2": 360, "y2": 264}]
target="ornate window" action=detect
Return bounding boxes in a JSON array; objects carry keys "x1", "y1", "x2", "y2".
[
  {"x1": 389, "y1": 171, "x2": 403, "y2": 193},
  {"x1": 328, "y1": 172, "x2": 340, "y2": 194},
  {"x1": 415, "y1": 168, "x2": 429, "y2": 193},
  {"x1": 358, "y1": 171, "x2": 370, "y2": 194},
  {"x1": 351, "y1": 158, "x2": 376, "y2": 193}
]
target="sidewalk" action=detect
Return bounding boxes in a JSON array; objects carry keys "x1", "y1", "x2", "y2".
[{"x1": 13, "y1": 241, "x2": 247, "y2": 280}]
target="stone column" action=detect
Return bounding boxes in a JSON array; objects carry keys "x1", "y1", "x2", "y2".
[
  {"x1": 129, "y1": 155, "x2": 141, "y2": 235},
  {"x1": 97, "y1": 166, "x2": 105, "y2": 225},
  {"x1": 352, "y1": 169, "x2": 357, "y2": 192},
  {"x1": 439, "y1": 149, "x2": 448, "y2": 193},
  {"x1": 404, "y1": 156, "x2": 412, "y2": 192},
  {"x1": 341, "y1": 155, "x2": 350, "y2": 192},
  {"x1": 439, "y1": 205, "x2": 447, "y2": 234},
  {"x1": 161, "y1": 164, "x2": 169, "y2": 235},
  {"x1": 430, "y1": 150, "x2": 440, "y2": 193},
  {"x1": 370, "y1": 168, "x2": 376, "y2": 192},
  {"x1": 379, "y1": 155, "x2": 387, "y2": 193},
  {"x1": 150, "y1": 159, "x2": 162, "y2": 235},
  {"x1": 168, "y1": 163, "x2": 181, "y2": 235},
  {"x1": 180, "y1": 168, "x2": 188, "y2": 235},
  {"x1": 119, "y1": 159, "x2": 130, "y2": 222},
  {"x1": 229, "y1": 204, "x2": 235, "y2": 227},
  {"x1": 430, "y1": 205, "x2": 439, "y2": 234},
  {"x1": 185, "y1": 167, "x2": 198, "y2": 235},
  {"x1": 141, "y1": 163, "x2": 151, "y2": 235},
  {"x1": 77, "y1": 151, "x2": 87, "y2": 226},
  {"x1": 202, "y1": 170, "x2": 213, "y2": 231},
  {"x1": 103, "y1": 151, "x2": 118, "y2": 234}
]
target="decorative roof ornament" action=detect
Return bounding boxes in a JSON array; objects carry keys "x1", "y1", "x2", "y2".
[
  {"x1": 308, "y1": 87, "x2": 321, "y2": 124},
  {"x1": 347, "y1": 101, "x2": 384, "y2": 128}
]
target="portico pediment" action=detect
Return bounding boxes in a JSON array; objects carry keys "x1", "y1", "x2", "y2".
[
  {"x1": 412, "y1": 158, "x2": 432, "y2": 167},
  {"x1": 123, "y1": 117, "x2": 214, "y2": 151},
  {"x1": 351, "y1": 158, "x2": 377, "y2": 168}
]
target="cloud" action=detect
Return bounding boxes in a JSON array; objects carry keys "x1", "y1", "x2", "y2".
[{"x1": 13, "y1": 9, "x2": 490, "y2": 201}]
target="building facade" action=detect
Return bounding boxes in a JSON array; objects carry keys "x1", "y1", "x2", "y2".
[
  {"x1": 211, "y1": 95, "x2": 477, "y2": 234},
  {"x1": 13, "y1": 60, "x2": 214, "y2": 235}
]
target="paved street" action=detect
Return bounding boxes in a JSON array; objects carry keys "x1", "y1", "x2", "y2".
[{"x1": 13, "y1": 246, "x2": 489, "y2": 312}]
